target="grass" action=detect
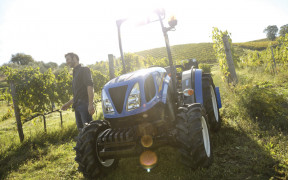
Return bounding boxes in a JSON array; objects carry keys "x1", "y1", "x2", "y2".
[
  {"x1": 6, "y1": 136, "x2": 81, "y2": 179},
  {"x1": 211, "y1": 65, "x2": 288, "y2": 179},
  {"x1": 0, "y1": 104, "x2": 10, "y2": 116},
  {"x1": 0, "y1": 109, "x2": 79, "y2": 179},
  {"x1": 0, "y1": 79, "x2": 8, "y2": 89},
  {"x1": 0, "y1": 66, "x2": 287, "y2": 179}
]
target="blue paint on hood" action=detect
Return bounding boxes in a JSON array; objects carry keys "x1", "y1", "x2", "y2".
[{"x1": 106, "y1": 67, "x2": 164, "y2": 85}]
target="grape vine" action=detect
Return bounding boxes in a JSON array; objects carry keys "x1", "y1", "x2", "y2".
[
  {"x1": 0, "y1": 66, "x2": 73, "y2": 118},
  {"x1": 0, "y1": 65, "x2": 111, "y2": 120},
  {"x1": 212, "y1": 27, "x2": 235, "y2": 79},
  {"x1": 239, "y1": 33, "x2": 288, "y2": 73}
]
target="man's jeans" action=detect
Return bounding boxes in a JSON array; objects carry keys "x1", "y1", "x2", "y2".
[{"x1": 74, "y1": 101, "x2": 92, "y2": 132}]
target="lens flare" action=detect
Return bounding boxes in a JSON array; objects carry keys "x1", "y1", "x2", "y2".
[
  {"x1": 140, "y1": 150, "x2": 157, "y2": 170},
  {"x1": 141, "y1": 135, "x2": 153, "y2": 148}
]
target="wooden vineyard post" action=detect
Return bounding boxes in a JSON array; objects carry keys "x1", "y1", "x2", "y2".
[
  {"x1": 42, "y1": 115, "x2": 47, "y2": 133},
  {"x1": 59, "y1": 111, "x2": 63, "y2": 128},
  {"x1": 270, "y1": 46, "x2": 277, "y2": 74},
  {"x1": 108, "y1": 54, "x2": 115, "y2": 80},
  {"x1": 222, "y1": 35, "x2": 238, "y2": 85},
  {"x1": 10, "y1": 82, "x2": 24, "y2": 142}
]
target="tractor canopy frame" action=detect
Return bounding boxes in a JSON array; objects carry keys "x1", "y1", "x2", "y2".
[{"x1": 116, "y1": 9, "x2": 178, "y2": 97}]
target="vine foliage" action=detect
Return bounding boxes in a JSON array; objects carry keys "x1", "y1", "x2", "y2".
[
  {"x1": 239, "y1": 33, "x2": 288, "y2": 73},
  {"x1": 0, "y1": 66, "x2": 72, "y2": 119},
  {"x1": 212, "y1": 27, "x2": 238, "y2": 81}
]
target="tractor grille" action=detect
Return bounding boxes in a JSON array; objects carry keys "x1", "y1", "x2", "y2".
[{"x1": 109, "y1": 85, "x2": 128, "y2": 114}]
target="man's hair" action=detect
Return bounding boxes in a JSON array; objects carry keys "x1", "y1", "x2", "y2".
[{"x1": 65, "y1": 52, "x2": 79, "y2": 62}]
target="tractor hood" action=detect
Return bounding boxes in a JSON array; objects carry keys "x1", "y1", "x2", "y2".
[
  {"x1": 102, "y1": 67, "x2": 170, "y2": 119},
  {"x1": 106, "y1": 67, "x2": 162, "y2": 85}
]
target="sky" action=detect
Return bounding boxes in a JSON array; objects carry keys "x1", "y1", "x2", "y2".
[{"x1": 0, "y1": 0, "x2": 287, "y2": 66}]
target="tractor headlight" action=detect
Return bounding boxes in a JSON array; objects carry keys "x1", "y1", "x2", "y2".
[
  {"x1": 126, "y1": 83, "x2": 141, "y2": 111},
  {"x1": 102, "y1": 89, "x2": 115, "y2": 114}
]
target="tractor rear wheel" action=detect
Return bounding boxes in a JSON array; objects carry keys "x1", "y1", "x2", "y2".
[
  {"x1": 74, "y1": 120, "x2": 118, "y2": 179},
  {"x1": 176, "y1": 104, "x2": 213, "y2": 168},
  {"x1": 202, "y1": 74, "x2": 221, "y2": 132}
]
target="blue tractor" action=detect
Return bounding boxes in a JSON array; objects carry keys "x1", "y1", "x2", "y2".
[{"x1": 74, "y1": 9, "x2": 222, "y2": 179}]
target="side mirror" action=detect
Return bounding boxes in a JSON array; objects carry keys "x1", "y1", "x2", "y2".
[{"x1": 168, "y1": 16, "x2": 177, "y2": 28}]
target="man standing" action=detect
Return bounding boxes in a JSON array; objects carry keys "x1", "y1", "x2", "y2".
[{"x1": 61, "y1": 52, "x2": 95, "y2": 132}]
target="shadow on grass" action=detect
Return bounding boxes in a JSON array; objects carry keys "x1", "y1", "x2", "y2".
[
  {"x1": 208, "y1": 123, "x2": 284, "y2": 179},
  {"x1": 0, "y1": 124, "x2": 78, "y2": 180},
  {"x1": 100, "y1": 122, "x2": 284, "y2": 180},
  {"x1": 1, "y1": 117, "x2": 285, "y2": 179},
  {"x1": 238, "y1": 83, "x2": 288, "y2": 135}
]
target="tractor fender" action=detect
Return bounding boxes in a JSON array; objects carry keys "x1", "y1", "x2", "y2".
[
  {"x1": 194, "y1": 69, "x2": 203, "y2": 105},
  {"x1": 181, "y1": 68, "x2": 203, "y2": 105},
  {"x1": 215, "y1": 87, "x2": 222, "y2": 109}
]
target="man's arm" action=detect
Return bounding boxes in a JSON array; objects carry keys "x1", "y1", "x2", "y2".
[
  {"x1": 61, "y1": 99, "x2": 74, "y2": 110},
  {"x1": 87, "y1": 86, "x2": 95, "y2": 115}
]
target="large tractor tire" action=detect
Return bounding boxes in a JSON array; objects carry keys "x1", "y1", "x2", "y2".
[
  {"x1": 176, "y1": 104, "x2": 213, "y2": 168},
  {"x1": 202, "y1": 74, "x2": 221, "y2": 132},
  {"x1": 74, "y1": 120, "x2": 118, "y2": 179}
]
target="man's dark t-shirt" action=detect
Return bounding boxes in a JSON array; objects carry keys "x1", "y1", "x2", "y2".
[{"x1": 72, "y1": 64, "x2": 93, "y2": 107}]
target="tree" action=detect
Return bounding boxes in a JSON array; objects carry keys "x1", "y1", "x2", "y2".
[
  {"x1": 59, "y1": 63, "x2": 67, "y2": 69},
  {"x1": 10, "y1": 53, "x2": 35, "y2": 65},
  {"x1": 88, "y1": 61, "x2": 109, "y2": 75},
  {"x1": 263, "y1": 25, "x2": 278, "y2": 41},
  {"x1": 123, "y1": 53, "x2": 144, "y2": 73},
  {"x1": 90, "y1": 70, "x2": 108, "y2": 94},
  {"x1": 279, "y1": 24, "x2": 288, "y2": 37},
  {"x1": 44, "y1": 62, "x2": 58, "y2": 70}
]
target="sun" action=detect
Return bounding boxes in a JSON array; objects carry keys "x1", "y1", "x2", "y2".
[{"x1": 114, "y1": 1, "x2": 173, "y2": 54}]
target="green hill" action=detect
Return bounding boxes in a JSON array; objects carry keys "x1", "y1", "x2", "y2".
[
  {"x1": 233, "y1": 41, "x2": 278, "y2": 51},
  {"x1": 135, "y1": 39, "x2": 278, "y2": 64},
  {"x1": 136, "y1": 43, "x2": 216, "y2": 63}
]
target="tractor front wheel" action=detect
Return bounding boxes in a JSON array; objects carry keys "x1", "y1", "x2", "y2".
[
  {"x1": 74, "y1": 120, "x2": 118, "y2": 179},
  {"x1": 176, "y1": 104, "x2": 213, "y2": 168}
]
